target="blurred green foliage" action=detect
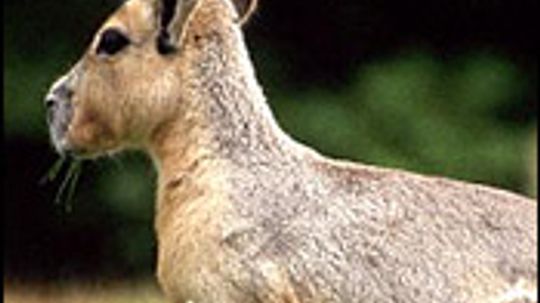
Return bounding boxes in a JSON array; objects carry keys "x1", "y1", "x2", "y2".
[
  {"x1": 529, "y1": 130, "x2": 538, "y2": 197},
  {"x1": 4, "y1": 0, "x2": 536, "y2": 280},
  {"x1": 270, "y1": 51, "x2": 534, "y2": 191}
]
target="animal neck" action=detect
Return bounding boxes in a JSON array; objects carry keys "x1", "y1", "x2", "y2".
[{"x1": 147, "y1": 17, "x2": 307, "y2": 203}]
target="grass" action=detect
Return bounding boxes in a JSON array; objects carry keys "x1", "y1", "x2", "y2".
[{"x1": 4, "y1": 280, "x2": 165, "y2": 303}]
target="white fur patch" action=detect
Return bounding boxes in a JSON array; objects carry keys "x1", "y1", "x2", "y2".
[{"x1": 492, "y1": 279, "x2": 537, "y2": 303}]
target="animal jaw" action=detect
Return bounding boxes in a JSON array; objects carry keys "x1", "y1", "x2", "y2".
[{"x1": 45, "y1": 0, "x2": 537, "y2": 302}]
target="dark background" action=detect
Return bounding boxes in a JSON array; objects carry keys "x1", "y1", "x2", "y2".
[{"x1": 4, "y1": 0, "x2": 537, "y2": 281}]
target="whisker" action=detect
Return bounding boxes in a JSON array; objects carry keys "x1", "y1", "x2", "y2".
[
  {"x1": 64, "y1": 160, "x2": 83, "y2": 212},
  {"x1": 53, "y1": 159, "x2": 83, "y2": 212},
  {"x1": 39, "y1": 156, "x2": 67, "y2": 185}
]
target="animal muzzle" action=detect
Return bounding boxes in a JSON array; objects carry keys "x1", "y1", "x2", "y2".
[{"x1": 45, "y1": 75, "x2": 74, "y2": 155}]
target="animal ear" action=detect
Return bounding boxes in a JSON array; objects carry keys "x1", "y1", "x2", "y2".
[
  {"x1": 156, "y1": 0, "x2": 201, "y2": 54},
  {"x1": 231, "y1": 0, "x2": 257, "y2": 25}
]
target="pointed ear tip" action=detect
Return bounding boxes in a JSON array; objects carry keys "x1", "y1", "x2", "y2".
[{"x1": 234, "y1": 0, "x2": 258, "y2": 25}]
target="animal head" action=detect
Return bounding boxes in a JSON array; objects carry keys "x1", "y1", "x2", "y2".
[{"x1": 45, "y1": 0, "x2": 257, "y2": 158}]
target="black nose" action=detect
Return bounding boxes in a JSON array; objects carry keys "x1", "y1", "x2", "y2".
[
  {"x1": 46, "y1": 84, "x2": 73, "y2": 107},
  {"x1": 45, "y1": 98, "x2": 57, "y2": 124},
  {"x1": 46, "y1": 77, "x2": 74, "y2": 127},
  {"x1": 45, "y1": 97, "x2": 57, "y2": 110}
]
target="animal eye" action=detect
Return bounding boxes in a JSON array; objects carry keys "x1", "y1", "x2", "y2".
[{"x1": 96, "y1": 28, "x2": 130, "y2": 56}]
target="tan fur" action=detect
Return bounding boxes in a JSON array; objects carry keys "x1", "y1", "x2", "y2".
[{"x1": 45, "y1": 0, "x2": 537, "y2": 302}]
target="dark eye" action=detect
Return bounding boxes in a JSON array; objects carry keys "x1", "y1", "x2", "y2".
[{"x1": 96, "y1": 28, "x2": 130, "y2": 56}]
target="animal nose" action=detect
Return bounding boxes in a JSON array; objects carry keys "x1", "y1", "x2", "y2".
[
  {"x1": 45, "y1": 97, "x2": 57, "y2": 110},
  {"x1": 44, "y1": 90, "x2": 71, "y2": 122},
  {"x1": 46, "y1": 77, "x2": 73, "y2": 105},
  {"x1": 45, "y1": 96, "x2": 59, "y2": 124},
  {"x1": 45, "y1": 80, "x2": 73, "y2": 118}
]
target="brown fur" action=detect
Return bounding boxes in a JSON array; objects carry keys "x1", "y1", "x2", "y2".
[{"x1": 45, "y1": 0, "x2": 537, "y2": 302}]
